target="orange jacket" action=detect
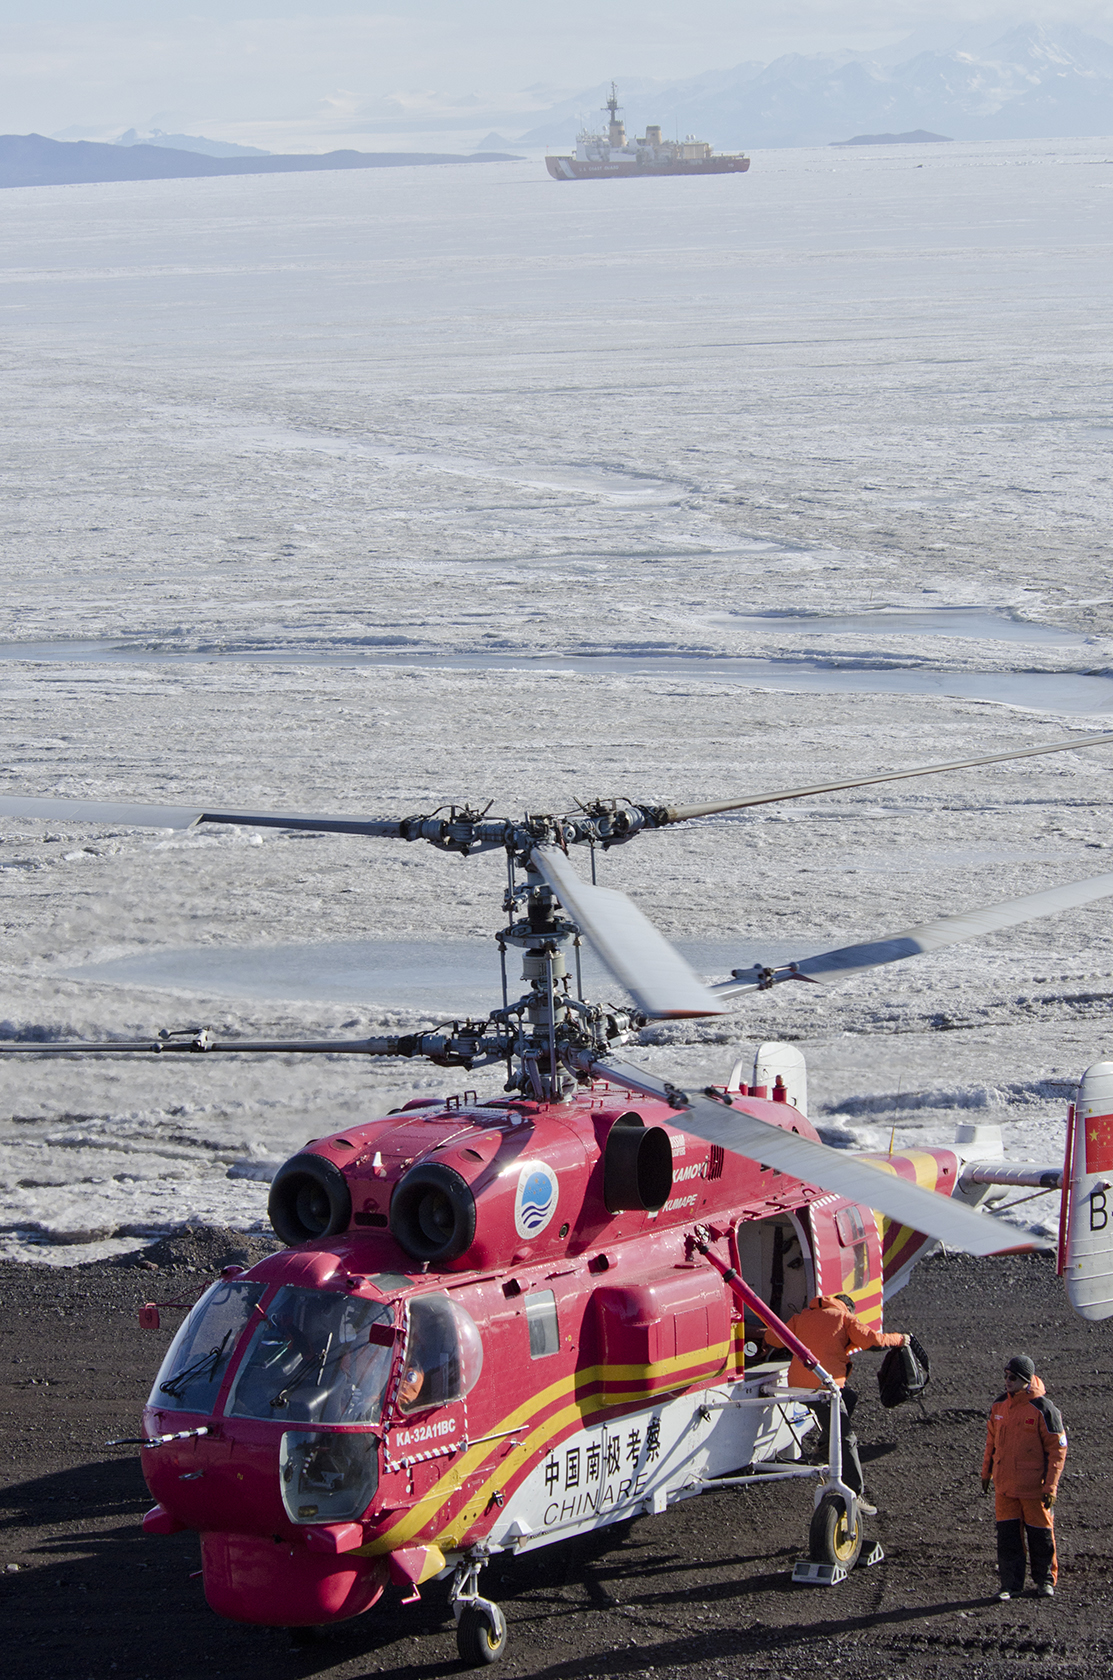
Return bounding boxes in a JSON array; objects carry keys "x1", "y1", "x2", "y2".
[
  {"x1": 764, "y1": 1294, "x2": 904, "y2": 1390},
  {"x1": 982, "y1": 1375, "x2": 1067, "y2": 1500}
]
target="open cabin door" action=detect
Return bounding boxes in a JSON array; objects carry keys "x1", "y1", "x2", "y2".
[
  {"x1": 805, "y1": 1195, "x2": 886, "y2": 1325},
  {"x1": 733, "y1": 1212, "x2": 815, "y2": 1343}
]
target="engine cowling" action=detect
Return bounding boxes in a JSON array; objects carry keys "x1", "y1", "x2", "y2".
[
  {"x1": 268, "y1": 1153, "x2": 353, "y2": 1246},
  {"x1": 265, "y1": 1092, "x2": 823, "y2": 1266},
  {"x1": 389, "y1": 1162, "x2": 477, "y2": 1263}
]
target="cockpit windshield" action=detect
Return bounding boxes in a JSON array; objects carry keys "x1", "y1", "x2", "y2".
[
  {"x1": 227, "y1": 1287, "x2": 394, "y2": 1426},
  {"x1": 150, "y1": 1279, "x2": 265, "y2": 1415}
]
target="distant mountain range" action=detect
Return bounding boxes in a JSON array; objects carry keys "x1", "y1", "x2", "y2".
[
  {"x1": 22, "y1": 19, "x2": 1113, "y2": 179},
  {"x1": 510, "y1": 24, "x2": 1113, "y2": 149},
  {"x1": 0, "y1": 134, "x2": 519, "y2": 191},
  {"x1": 113, "y1": 128, "x2": 271, "y2": 159}
]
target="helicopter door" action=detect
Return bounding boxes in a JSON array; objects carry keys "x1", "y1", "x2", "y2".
[
  {"x1": 732, "y1": 1214, "x2": 814, "y2": 1344},
  {"x1": 808, "y1": 1198, "x2": 884, "y2": 1323},
  {"x1": 394, "y1": 1294, "x2": 484, "y2": 1415}
]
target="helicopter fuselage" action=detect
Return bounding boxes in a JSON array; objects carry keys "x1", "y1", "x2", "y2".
[{"x1": 139, "y1": 1084, "x2": 962, "y2": 1625}]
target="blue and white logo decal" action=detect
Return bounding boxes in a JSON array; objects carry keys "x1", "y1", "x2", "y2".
[{"x1": 514, "y1": 1161, "x2": 559, "y2": 1239}]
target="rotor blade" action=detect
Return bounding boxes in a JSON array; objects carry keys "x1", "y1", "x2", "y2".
[
  {"x1": 655, "y1": 729, "x2": 1113, "y2": 825},
  {"x1": 530, "y1": 845, "x2": 725, "y2": 1019},
  {"x1": 0, "y1": 794, "x2": 206, "y2": 830},
  {"x1": 714, "y1": 871, "x2": 1113, "y2": 997},
  {"x1": 0, "y1": 1032, "x2": 494, "y2": 1058},
  {"x1": 585, "y1": 1054, "x2": 1008, "y2": 1255},
  {"x1": 0, "y1": 793, "x2": 414, "y2": 838}
]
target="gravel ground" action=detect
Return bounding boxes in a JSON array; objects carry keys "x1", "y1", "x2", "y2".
[{"x1": 2, "y1": 1233, "x2": 1110, "y2": 1680}]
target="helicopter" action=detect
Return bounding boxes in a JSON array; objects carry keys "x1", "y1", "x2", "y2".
[{"x1": 2, "y1": 731, "x2": 1113, "y2": 1665}]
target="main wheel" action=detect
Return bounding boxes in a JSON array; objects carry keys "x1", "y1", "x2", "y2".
[
  {"x1": 808, "y1": 1494, "x2": 863, "y2": 1570},
  {"x1": 456, "y1": 1602, "x2": 507, "y2": 1667}
]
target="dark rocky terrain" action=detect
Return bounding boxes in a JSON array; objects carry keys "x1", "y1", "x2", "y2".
[{"x1": 2, "y1": 1238, "x2": 1110, "y2": 1679}]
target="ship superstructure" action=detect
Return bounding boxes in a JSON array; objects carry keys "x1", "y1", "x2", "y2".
[{"x1": 546, "y1": 84, "x2": 749, "y2": 181}]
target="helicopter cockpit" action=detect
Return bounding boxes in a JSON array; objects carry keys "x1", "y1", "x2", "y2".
[
  {"x1": 149, "y1": 1279, "x2": 484, "y2": 1427},
  {"x1": 151, "y1": 1277, "x2": 266, "y2": 1415},
  {"x1": 227, "y1": 1288, "x2": 395, "y2": 1424},
  {"x1": 148, "y1": 1281, "x2": 486, "y2": 1526}
]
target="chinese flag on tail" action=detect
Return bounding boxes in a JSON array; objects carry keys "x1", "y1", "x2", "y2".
[{"x1": 1083, "y1": 1111, "x2": 1113, "y2": 1174}]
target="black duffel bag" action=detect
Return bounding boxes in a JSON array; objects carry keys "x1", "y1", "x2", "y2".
[{"x1": 877, "y1": 1332, "x2": 931, "y2": 1408}]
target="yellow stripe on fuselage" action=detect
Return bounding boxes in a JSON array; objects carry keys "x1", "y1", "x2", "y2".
[
  {"x1": 862, "y1": 1150, "x2": 948, "y2": 1274},
  {"x1": 837, "y1": 1281, "x2": 883, "y2": 1325},
  {"x1": 882, "y1": 1221, "x2": 929, "y2": 1269},
  {"x1": 357, "y1": 1340, "x2": 730, "y2": 1556},
  {"x1": 862, "y1": 1149, "x2": 946, "y2": 1194}
]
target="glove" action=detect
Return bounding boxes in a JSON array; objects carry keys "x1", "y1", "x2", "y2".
[
  {"x1": 1043, "y1": 1493, "x2": 1056, "y2": 1510},
  {"x1": 981, "y1": 1478, "x2": 991, "y2": 1495}
]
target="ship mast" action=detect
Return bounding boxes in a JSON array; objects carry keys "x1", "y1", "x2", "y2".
[{"x1": 606, "y1": 82, "x2": 626, "y2": 149}]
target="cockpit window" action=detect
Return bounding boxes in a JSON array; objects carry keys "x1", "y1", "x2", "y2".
[
  {"x1": 396, "y1": 1293, "x2": 484, "y2": 1415},
  {"x1": 280, "y1": 1430, "x2": 379, "y2": 1525},
  {"x1": 149, "y1": 1279, "x2": 265, "y2": 1415},
  {"x1": 227, "y1": 1287, "x2": 394, "y2": 1425}
]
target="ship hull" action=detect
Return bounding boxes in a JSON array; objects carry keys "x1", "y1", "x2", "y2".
[{"x1": 546, "y1": 155, "x2": 750, "y2": 181}]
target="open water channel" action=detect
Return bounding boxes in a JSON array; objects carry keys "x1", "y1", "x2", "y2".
[{"x1": 1, "y1": 609, "x2": 1109, "y2": 712}]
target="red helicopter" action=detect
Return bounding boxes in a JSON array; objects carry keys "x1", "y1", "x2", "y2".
[{"x1": 2, "y1": 733, "x2": 1113, "y2": 1665}]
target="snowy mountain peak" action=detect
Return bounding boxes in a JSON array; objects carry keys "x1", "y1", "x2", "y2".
[{"x1": 518, "y1": 22, "x2": 1113, "y2": 149}]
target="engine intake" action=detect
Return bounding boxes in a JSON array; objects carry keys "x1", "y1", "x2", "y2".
[
  {"x1": 390, "y1": 1162, "x2": 478, "y2": 1263},
  {"x1": 268, "y1": 1153, "x2": 353, "y2": 1246},
  {"x1": 603, "y1": 1113, "x2": 673, "y2": 1212}
]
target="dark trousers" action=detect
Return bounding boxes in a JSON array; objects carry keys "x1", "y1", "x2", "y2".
[
  {"x1": 807, "y1": 1385, "x2": 865, "y2": 1495},
  {"x1": 995, "y1": 1494, "x2": 1058, "y2": 1590}
]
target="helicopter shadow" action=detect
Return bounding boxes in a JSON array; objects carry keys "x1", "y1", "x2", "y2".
[
  {"x1": 0, "y1": 1454, "x2": 151, "y2": 1539},
  {"x1": 474, "y1": 1593, "x2": 1006, "y2": 1680}
]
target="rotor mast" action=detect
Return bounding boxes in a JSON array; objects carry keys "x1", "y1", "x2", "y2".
[{"x1": 498, "y1": 859, "x2": 579, "y2": 1101}]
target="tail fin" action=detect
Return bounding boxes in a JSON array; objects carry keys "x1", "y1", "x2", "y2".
[{"x1": 1064, "y1": 1062, "x2": 1113, "y2": 1321}]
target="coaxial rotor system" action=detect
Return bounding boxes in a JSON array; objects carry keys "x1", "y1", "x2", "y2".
[{"x1": 3, "y1": 728, "x2": 1113, "y2": 1258}]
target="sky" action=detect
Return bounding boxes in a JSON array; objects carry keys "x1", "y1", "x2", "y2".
[{"x1": 3, "y1": 3, "x2": 1113, "y2": 144}]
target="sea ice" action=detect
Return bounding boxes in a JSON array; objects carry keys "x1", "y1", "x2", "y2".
[{"x1": 1, "y1": 139, "x2": 1110, "y2": 1260}]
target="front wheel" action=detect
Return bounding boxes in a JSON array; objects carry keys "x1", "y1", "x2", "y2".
[
  {"x1": 809, "y1": 1494, "x2": 863, "y2": 1570},
  {"x1": 457, "y1": 1602, "x2": 508, "y2": 1667}
]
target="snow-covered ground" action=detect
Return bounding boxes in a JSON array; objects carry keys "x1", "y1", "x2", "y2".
[{"x1": 1, "y1": 139, "x2": 1111, "y2": 1262}]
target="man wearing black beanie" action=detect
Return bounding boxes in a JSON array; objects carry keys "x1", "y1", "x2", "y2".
[{"x1": 981, "y1": 1354, "x2": 1068, "y2": 1600}]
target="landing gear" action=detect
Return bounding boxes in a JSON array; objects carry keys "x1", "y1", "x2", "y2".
[
  {"x1": 808, "y1": 1494, "x2": 864, "y2": 1571},
  {"x1": 450, "y1": 1552, "x2": 507, "y2": 1668},
  {"x1": 457, "y1": 1601, "x2": 508, "y2": 1666}
]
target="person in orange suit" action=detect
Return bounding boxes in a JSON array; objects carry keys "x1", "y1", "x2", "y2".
[
  {"x1": 764, "y1": 1292, "x2": 907, "y2": 1513},
  {"x1": 982, "y1": 1354, "x2": 1067, "y2": 1600}
]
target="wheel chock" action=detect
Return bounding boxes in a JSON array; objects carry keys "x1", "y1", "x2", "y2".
[
  {"x1": 863, "y1": 1542, "x2": 885, "y2": 1568},
  {"x1": 791, "y1": 1560, "x2": 848, "y2": 1586}
]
